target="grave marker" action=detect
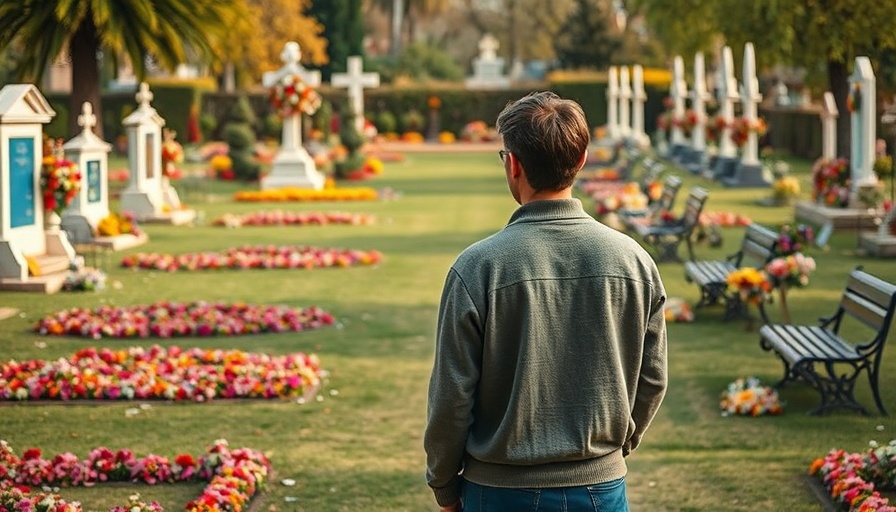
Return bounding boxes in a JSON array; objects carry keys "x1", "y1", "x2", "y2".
[
  {"x1": 669, "y1": 55, "x2": 689, "y2": 159},
  {"x1": 332, "y1": 56, "x2": 380, "y2": 134},
  {"x1": 606, "y1": 66, "x2": 620, "y2": 140},
  {"x1": 465, "y1": 34, "x2": 509, "y2": 89},
  {"x1": 849, "y1": 57, "x2": 878, "y2": 189},
  {"x1": 631, "y1": 64, "x2": 649, "y2": 147},
  {"x1": 61, "y1": 102, "x2": 112, "y2": 227},
  {"x1": 821, "y1": 92, "x2": 838, "y2": 161},
  {"x1": 685, "y1": 52, "x2": 711, "y2": 173},
  {"x1": 261, "y1": 41, "x2": 325, "y2": 190},
  {"x1": 723, "y1": 42, "x2": 770, "y2": 187},
  {"x1": 711, "y1": 46, "x2": 739, "y2": 180},
  {"x1": 618, "y1": 66, "x2": 632, "y2": 139}
]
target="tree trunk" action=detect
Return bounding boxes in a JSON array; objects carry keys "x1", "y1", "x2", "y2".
[
  {"x1": 69, "y1": 20, "x2": 103, "y2": 139},
  {"x1": 828, "y1": 59, "x2": 849, "y2": 160}
]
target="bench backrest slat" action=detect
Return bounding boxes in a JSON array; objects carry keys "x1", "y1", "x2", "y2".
[
  {"x1": 657, "y1": 175, "x2": 682, "y2": 212},
  {"x1": 737, "y1": 224, "x2": 779, "y2": 268},
  {"x1": 681, "y1": 187, "x2": 709, "y2": 228},
  {"x1": 840, "y1": 270, "x2": 896, "y2": 334}
]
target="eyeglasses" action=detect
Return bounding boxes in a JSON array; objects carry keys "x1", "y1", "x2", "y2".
[{"x1": 498, "y1": 149, "x2": 510, "y2": 162}]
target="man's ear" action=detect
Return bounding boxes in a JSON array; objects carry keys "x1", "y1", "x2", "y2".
[
  {"x1": 576, "y1": 151, "x2": 588, "y2": 171},
  {"x1": 509, "y1": 153, "x2": 523, "y2": 179}
]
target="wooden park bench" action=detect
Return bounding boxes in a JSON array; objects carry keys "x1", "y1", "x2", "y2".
[
  {"x1": 630, "y1": 186, "x2": 708, "y2": 263},
  {"x1": 683, "y1": 223, "x2": 779, "y2": 320},
  {"x1": 758, "y1": 268, "x2": 896, "y2": 415},
  {"x1": 61, "y1": 214, "x2": 110, "y2": 269},
  {"x1": 619, "y1": 174, "x2": 681, "y2": 230}
]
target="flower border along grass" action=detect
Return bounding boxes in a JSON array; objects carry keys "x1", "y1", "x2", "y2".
[
  {"x1": 1, "y1": 345, "x2": 324, "y2": 402},
  {"x1": 35, "y1": 301, "x2": 334, "y2": 339},
  {"x1": 120, "y1": 246, "x2": 382, "y2": 272},
  {"x1": 0, "y1": 439, "x2": 269, "y2": 512}
]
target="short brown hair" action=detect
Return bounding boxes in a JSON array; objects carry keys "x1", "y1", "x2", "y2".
[{"x1": 495, "y1": 91, "x2": 590, "y2": 191}]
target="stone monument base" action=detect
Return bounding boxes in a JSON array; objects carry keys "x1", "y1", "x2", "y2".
[
  {"x1": 794, "y1": 201, "x2": 882, "y2": 230},
  {"x1": 95, "y1": 232, "x2": 149, "y2": 251},
  {"x1": 711, "y1": 156, "x2": 738, "y2": 181},
  {"x1": 0, "y1": 237, "x2": 73, "y2": 294},
  {"x1": 722, "y1": 162, "x2": 771, "y2": 188},
  {"x1": 141, "y1": 209, "x2": 197, "y2": 226},
  {"x1": 859, "y1": 232, "x2": 896, "y2": 257},
  {"x1": 682, "y1": 149, "x2": 706, "y2": 174},
  {"x1": 261, "y1": 150, "x2": 325, "y2": 190},
  {"x1": 120, "y1": 190, "x2": 162, "y2": 221}
]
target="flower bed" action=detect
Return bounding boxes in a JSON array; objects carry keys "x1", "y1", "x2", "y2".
[
  {"x1": 35, "y1": 301, "x2": 334, "y2": 339},
  {"x1": 719, "y1": 376, "x2": 783, "y2": 416},
  {"x1": 1, "y1": 344, "x2": 324, "y2": 401},
  {"x1": 233, "y1": 187, "x2": 378, "y2": 202},
  {"x1": 0, "y1": 438, "x2": 269, "y2": 512},
  {"x1": 810, "y1": 440, "x2": 896, "y2": 511},
  {"x1": 120, "y1": 246, "x2": 382, "y2": 272},
  {"x1": 212, "y1": 210, "x2": 374, "y2": 228}
]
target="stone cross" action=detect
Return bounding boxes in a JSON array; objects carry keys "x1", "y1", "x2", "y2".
[
  {"x1": 820, "y1": 91, "x2": 839, "y2": 161},
  {"x1": 631, "y1": 64, "x2": 648, "y2": 146},
  {"x1": 78, "y1": 102, "x2": 97, "y2": 135},
  {"x1": 332, "y1": 55, "x2": 380, "y2": 134},
  {"x1": 479, "y1": 34, "x2": 499, "y2": 61},
  {"x1": 690, "y1": 52, "x2": 711, "y2": 153},
  {"x1": 739, "y1": 42, "x2": 763, "y2": 166},
  {"x1": 618, "y1": 66, "x2": 632, "y2": 138},
  {"x1": 606, "y1": 66, "x2": 620, "y2": 140},
  {"x1": 263, "y1": 41, "x2": 322, "y2": 154},
  {"x1": 715, "y1": 46, "x2": 739, "y2": 159},
  {"x1": 135, "y1": 82, "x2": 153, "y2": 110},
  {"x1": 849, "y1": 56, "x2": 878, "y2": 188},
  {"x1": 669, "y1": 55, "x2": 688, "y2": 147}
]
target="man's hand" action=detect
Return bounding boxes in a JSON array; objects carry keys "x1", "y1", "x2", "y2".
[{"x1": 440, "y1": 501, "x2": 461, "y2": 512}]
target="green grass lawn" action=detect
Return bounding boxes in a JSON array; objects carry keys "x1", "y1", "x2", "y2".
[{"x1": 2, "y1": 150, "x2": 896, "y2": 511}]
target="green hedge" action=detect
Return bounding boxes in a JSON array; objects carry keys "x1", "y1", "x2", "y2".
[{"x1": 760, "y1": 106, "x2": 822, "y2": 159}]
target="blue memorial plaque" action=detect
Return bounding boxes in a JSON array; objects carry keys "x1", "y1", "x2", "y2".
[
  {"x1": 9, "y1": 137, "x2": 36, "y2": 228},
  {"x1": 87, "y1": 159, "x2": 101, "y2": 203}
]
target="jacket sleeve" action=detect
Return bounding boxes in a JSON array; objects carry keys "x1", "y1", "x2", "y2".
[
  {"x1": 424, "y1": 269, "x2": 483, "y2": 507},
  {"x1": 625, "y1": 285, "x2": 668, "y2": 456}
]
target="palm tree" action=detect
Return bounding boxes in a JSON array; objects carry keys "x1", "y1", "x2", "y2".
[{"x1": 0, "y1": 0, "x2": 247, "y2": 138}]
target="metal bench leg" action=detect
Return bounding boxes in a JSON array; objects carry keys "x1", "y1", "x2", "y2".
[{"x1": 796, "y1": 361, "x2": 869, "y2": 415}]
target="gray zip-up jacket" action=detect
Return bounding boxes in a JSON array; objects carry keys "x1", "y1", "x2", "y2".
[{"x1": 425, "y1": 198, "x2": 668, "y2": 507}]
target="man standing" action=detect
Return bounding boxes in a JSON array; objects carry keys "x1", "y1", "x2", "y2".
[{"x1": 424, "y1": 91, "x2": 668, "y2": 512}]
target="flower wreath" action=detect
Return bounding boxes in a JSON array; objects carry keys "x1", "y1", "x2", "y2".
[
  {"x1": 41, "y1": 157, "x2": 81, "y2": 216},
  {"x1": 720, "y1": 376, "x2": 783, "y2": 416},
  {"x1": 269, "y1": 73, "x2": 321, "y2": 119}
]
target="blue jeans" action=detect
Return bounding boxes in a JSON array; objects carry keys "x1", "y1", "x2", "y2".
[{"x1": 461, "y1": 478, "x2": 629, "y2": 512}]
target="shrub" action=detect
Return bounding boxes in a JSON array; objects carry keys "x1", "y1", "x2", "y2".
[
  {"x1": 224, "y1": 96, "x2": 260, "y2": 181},
  {"x1": 374, "y1": 110, "x2": 397, "y2": 134}
]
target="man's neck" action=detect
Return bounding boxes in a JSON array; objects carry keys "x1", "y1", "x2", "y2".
[{"x1": 520, "y1": 187, "x2": 573, "y2": 205}]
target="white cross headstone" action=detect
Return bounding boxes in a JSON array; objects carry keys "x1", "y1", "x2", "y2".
[
  {"x1": 332, "y1": 56, "x2": 380, "y2": 134},
  {"x1": 606, "y1": 66, "x2": 620, "y2": 140},
  {"x1": 690, "y1": 52, "x2": 711, "y2": 154},
  {"x1": 62, "y1": 101, "x2": 113, "y2": 227},
  {"x1": 618, "y1": 66, "x2": 632, "y2": 138},
  {"x1": 466, "y1": 34, "x2": 509, "y2": 89},
  {"x1": 261, "y1": 41, "x2": 324, "y2": 191},
  {"x1": 849, "y1": 56, "x2": 878, "y2": 188},
  {"x1": 669, "y1": 56, "x2": 688, "y2": 148},
  {"x1": 631, "y1": 64, "x2": 649, "y2": 147},
  {"x1": 820, "y1": 91, "x2": 839, "y2": 161},
  {"x1": 120, "y1": 82, "x2": 166, "y2": 219},
  {"x1": 715, "y1": 46, "x2": 739, "y2": 159},
  {"x1": 479, "y1": 34, "x2": 499, "y2": 62},
  {"x1": 739, "y1": 42, "x2": 763, "y2": 166}
]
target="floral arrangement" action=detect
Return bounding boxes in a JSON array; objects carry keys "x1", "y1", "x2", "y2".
[
  {"x1": 729, "y1": 117, "x2": 767, "y2": 147},
  {"x1": 810, "y1": 440, "x2": 896, "y2": 511},
  {"x1": 269, "y1": 73, "x2": 321, "y2": 118},
  {"x1": 400, "y1": 131, "x2": 425, "y2": 143},
  {"x1": 97, "y1": 211, "x2": 142, "y2": 237},
  {"x1": 62, "y1": 268, "x2": 107, "y2": 292},
  {"x1": 35, "y1": 301, "x2": 334, "y2": 339},
  {"x1": 212, "y1": 210, "x2": 375, "y2": 228},
  {"x1": 40, "y1": 156, "x2": 81, "y2": 216},
  {"x1": 0, "y1": 438, "x2": 270, "y2": 512},
  {"x1": 233, "y1": 187, "x2": 378, "y2": 202},
  {"x1": 120, "y1": 245, "x2": 382, "y2": 272},
  {"x1": 663, "y1": 297, "x2": 694, "y2": 323},
  {"x1": 726, "y1": 267, "x2": 772, "y2": 305},
  {"x1": 719, "y1": 376, "x2": 783, "y2": 416},
  {"x1": 772, "y1": 176, "x2": 801, "y2": 204},
  {"x1": 705, "y1": 115, "x2": 730, "y2": 143},
  {"x1": 209, "y1": 154, "x2": 234, "y2": 180},
  {"x1": 776, "y1": 223, "x2": 815, "y2": 255},
  {"x1": 589, "y1": 182, "x2": 649, "y2": 215},
  {"x1": 672, "y1": 109, "x2": 698, "y2": 135},
  {"x1": 856, "y1": 182, "x2": 886, "y2": 209},
  {"x1": 1, "y1": 344, "x2": 323, "y2": 400},
  {"x1": 460, "y1": 120, "x2": 497, "y2": 142},
  {"x1": 764, "y1": 252, "x2": 816, "y2": 289},
  {"x1": 160, "y1": 129, "x2": 184, "y2": 179},
  {"x1": 438, "y1": 131, "x2": 456, "y2": 144},
  {"x1": 699, "y1": 211, "x2": 753, "y2": 227},
  {"x1": 812, "y1": 157, "x2": 851, "y2": 207},
  {"x1": 847, "y1": 83, "x2": 862, "y2": 113}
]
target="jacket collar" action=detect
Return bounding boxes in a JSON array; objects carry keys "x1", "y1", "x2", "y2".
[{"x1": 507, "y1": 198, "x2": 589, "y2": 225}]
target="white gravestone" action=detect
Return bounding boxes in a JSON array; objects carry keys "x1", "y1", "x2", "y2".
[
  {"x1": 618, "y1": 66, "x2": 632, "y2": 139},
  {"x1": 849, "y1": 56, "x2": 878, "y2": 189},
  {"x1": 821, "y1": 91, "x2": 839, "y2": 161},
  {"x1": 724, "y1": 43, "x2": 770, "y2": 188},
  {"x1": 630, "y1": 64, "x2": 649, "y2": 147},
  {"x1": 332, "y1": 56, "x2": 380, "y2": 134},
  {"x1": 606, "y1": 66, "x2": 620, "y2": 140},
  {"x1": 689, "y1": 53, "x2": 711, "y2": 158},
  {"x1": 262, "y1": 41, "x2": 325, "y2": 190},
  {"x1": 465, "y1": 34, "x2": 509, "y2": 89},
  {"x1": 0, "y1": 84, "x2": 75, "y2": 292},
  {"x1": 712, "y1": 46, "x2": 740, "y2": 179},
  {"x1": 62, "y1": 102, "x2": 112, "y2": 227},
  {"x1": 669, "y1": 56, "x2": 689, "y2": 158}
]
